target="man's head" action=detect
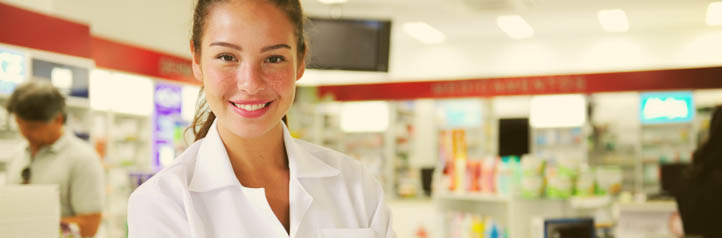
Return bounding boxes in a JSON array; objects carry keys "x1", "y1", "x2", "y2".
[{"x1": 5, "y1": 80, "x2": 66, "y2": 147}]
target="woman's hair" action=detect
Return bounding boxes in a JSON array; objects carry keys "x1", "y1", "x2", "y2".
[
  {"x1": 688, "y1": 105, "x2": 722, "y2": 181},
  {"x1": 188, "y1": 0, "x2": 306, "y2": 141}
]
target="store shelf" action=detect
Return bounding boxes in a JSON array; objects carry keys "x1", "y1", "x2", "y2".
[
  {"x1": 617, "y1": 201, "x2": 677, "y2": 212},
  {"x1": 433, "y1": 192, "x2": 511, "y2": 203},
  {"x1": 66, "y1": 96, "x2": 90, "y2": 108},
  {"x1": 569, "y1": 196, "x2": 612, "y2": 209}
]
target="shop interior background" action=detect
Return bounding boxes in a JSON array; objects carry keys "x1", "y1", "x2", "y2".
[{"x1": 1, "y1": 0, "x2": 722, "y2": 237}]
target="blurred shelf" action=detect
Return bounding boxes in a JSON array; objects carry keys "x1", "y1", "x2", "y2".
[
  {"x1": 66, "y1": 96, "x2": 90, "y2": 108},
  {"x1": 569, "y1": 196, "x2": 612, "y2": 209},
  {"x1": 617, "y1": 201, "x2": 677, "y2": 212},
  {"x1": 435, "y1": 192, "x2": 613, "y2": 209},
  {"x1": 433, "y1": 192, "x2": 511, "y2": 203}
]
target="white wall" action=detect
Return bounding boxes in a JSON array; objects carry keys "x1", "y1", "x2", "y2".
[
  {"x1": 387, "y1": 27, "x2": 722, "y2": 82},
  {"x1": 300, "y1": 27, "x2": 722, "y2": 85}
]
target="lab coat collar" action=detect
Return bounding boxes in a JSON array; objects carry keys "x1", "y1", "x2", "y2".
[
  {"x1": 189, "y1": 120, "x2": 339, "y2": 192},
  {"x1": 188, "y1": 121, "x2": 240, "y2": 192},
  {"x1": 282, "y1": 122, "x2": 340, "y2": 178}
]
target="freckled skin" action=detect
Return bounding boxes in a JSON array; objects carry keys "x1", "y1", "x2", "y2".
[{"x1": 193, "y1": 0, "x2": 304, "y2": 139}]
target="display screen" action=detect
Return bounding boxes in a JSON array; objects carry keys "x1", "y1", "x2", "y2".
[
  {"x1": 640, "y1": 91, "x2": 694, "y2": 124},
  {"x1": 0, "y1": 47, "x2": 27, "y2": 95},
  {"x1": 544, "y1": 218, "x2": 595, "y2": 238},
  {"x1": 437, "y1": 99, "x2": 483, "y2": 128},
  {"x1": 499, "y1": 118, "x2": 530, "y2": 157},
  {"x1": 306, "y1": 17, "x2": 391, "y2": 72},
  {"x1": 32, "y1": 59, "x2": 89, "y2": 98}
]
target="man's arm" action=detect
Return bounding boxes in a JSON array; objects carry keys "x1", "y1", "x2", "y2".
[
  {"x1": 69, "y1": 152, "x2": 105, "y2": 237},
  {"x1": 62, "y1": 213, "x2": 102, "y2": 237}
]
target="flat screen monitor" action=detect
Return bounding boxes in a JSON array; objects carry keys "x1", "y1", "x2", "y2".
[
  {"x1": 306, "y1": 17, "x2": 391, "y2": 72},
  {"x1": 499, "y1": 118, "x2": 530, "y2": 157},
  {"x1": 544, "y1": 218, "x2": 595, "y2": 238}
]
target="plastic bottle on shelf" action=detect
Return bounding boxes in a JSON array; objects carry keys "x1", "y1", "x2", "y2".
[
  {"x1": 496, "y1": 157, "x2": 511, "y2": 196},
  {"x1": 480, "y1": 157, "x2": 496, "y2": 194},
  {"x1": 468, "y1": 160, "x2": 482, "y2": 192},
  {"x1": 483, "y1": 217, "x2": 500, "y2": 238},
  {"x1": 470, "y1": 215, "x2": 484, "y2": 238}
]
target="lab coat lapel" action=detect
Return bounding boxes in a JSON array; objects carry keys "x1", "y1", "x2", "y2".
[
  {"x1": 283, "y1": 123, "x2": 339, "y2": 237},
  {"x1": 188, "y1": 121, "x2": 240, "y2": 192},
  {"x1": 289, "y1": 176, "x2": 312, "y2": 237}
]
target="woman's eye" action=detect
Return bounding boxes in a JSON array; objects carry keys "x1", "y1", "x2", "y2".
[
  {"x1": 265, "y1": 55, "x2": 286, "y2": 63},
  {"x1": 216, "y1": 54, "x2": 237, "y2": 62}
]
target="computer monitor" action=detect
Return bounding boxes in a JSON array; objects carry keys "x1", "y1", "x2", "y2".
[
  {"x1": 544, "y1": 218, "x2": 595, "y2": 238},
  {"x1": 498, "y1": 118, "x2": 530, "y2": 157}
]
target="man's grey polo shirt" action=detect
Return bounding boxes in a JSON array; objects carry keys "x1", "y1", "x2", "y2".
[{"x1": 7, "y1": 130, "x2": 105, "y2": 217}]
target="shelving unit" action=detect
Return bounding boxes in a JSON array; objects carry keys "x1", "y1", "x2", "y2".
[
  {"x1": 639, "y1": 123, "x2": 694, "y2": 194},
  {"x1": 531, "y1": 126, "x2": 588, "y2": 163},
  {"x1": 90, "y1": 109, "x2": 152, "y2": 238},
  {"x1": 392, "y1": 101, "x2": 420, "y2": 198},
  {"x1": 434, "y1": 192, "x2": 609, "y2": 238}
]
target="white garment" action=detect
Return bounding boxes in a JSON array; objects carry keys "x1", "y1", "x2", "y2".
[{"x1": 127, "y1": 121, "x2": 396, "y2": 238}]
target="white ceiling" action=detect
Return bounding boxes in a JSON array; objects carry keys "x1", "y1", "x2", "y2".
[{"x1": 2, "y1": 0, "x2": 719, "y2": 79}]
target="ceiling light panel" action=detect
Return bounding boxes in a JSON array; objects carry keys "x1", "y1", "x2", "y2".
[
  {"x1": 496, "y1": 15, "x2": 534, "y2": 39},
  {"x1": 598, "y1": 9, "x2": 629, "y2": 32}
]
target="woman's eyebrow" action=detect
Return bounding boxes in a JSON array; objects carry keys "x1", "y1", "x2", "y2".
[
  {"x1": 209, "y1": 41, "x2": 242, "y2": 50},
  {"x1": 261, "y1": 44, "x2": 291, "y2": 52}
]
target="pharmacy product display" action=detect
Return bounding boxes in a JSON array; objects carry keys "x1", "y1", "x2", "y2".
[
  {"x1": 639, "y1": 92, "x2": 696, "y2": 194},
  {"x1": 393, "y1": 101, "x2": 420, "y2": 198},
  {"x1": 443, "y1": 211, "x2": 507, "y2": 238}
]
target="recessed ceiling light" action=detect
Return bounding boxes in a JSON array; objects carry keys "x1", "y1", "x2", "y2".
[
  {"x1": 403, "y1": 22, "x2": 446, "y2": 45},
  {"x1": 318, "y1": 0, "x2": 347, "y2": 4},
  {"x1": 496, "y1": 15, "x2": 534, "y2": 39},
  {"x1": 707, "y1": 2, "x2": 722, "y2": 26},
  {"x1": 598, "y1": 9, "x2": 629, "y2": 32}
]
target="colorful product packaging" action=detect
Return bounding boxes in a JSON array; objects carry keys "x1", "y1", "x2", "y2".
[
  {"x1": 595, "y1": 166, "x2": 623, "y2": 195},
  {"x1": 546, "y1": 166, "x2": 573, "y2": 199}
]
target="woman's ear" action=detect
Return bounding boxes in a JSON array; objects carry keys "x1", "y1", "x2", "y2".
[
  {"x1": 190, "y1": 41, "x2": 203, "y2": 82},
  {"x1": 296, "y1": 58, "x2": 306, "y2": 81}
]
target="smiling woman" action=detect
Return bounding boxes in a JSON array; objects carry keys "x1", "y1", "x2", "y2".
[{"x1": 126, "y1": 0, "x2": 396, "y2": 237}]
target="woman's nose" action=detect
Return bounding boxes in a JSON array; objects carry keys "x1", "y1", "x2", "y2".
[{"x1": 237, "y1": 62, "x2": 265, "y2": 95}]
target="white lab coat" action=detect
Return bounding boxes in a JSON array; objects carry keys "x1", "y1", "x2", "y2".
[{"x1": 127, "y1": 121, "x2": 396, "y2": 238}]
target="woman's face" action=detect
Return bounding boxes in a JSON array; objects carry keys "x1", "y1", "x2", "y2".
[{"x1": 193, "y1": 0, "x2": 304, "y2": 138}]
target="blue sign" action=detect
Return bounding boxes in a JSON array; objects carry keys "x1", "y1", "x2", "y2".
[
  {"x1": 437, "y1": 99, "x2": 483, "y2": 128},
  {"x1": 0, "y1": 48, "x2": 27, "y2": 94},
  {"x1": 640, "y1": 91, "x2": 694, "y2": 124}
]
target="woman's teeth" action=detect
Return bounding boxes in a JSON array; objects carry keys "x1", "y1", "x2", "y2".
[{"x1": 232, "y1": 102, "x2": 267, "y2": 111}]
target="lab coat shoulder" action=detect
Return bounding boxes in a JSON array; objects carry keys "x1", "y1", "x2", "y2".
[{"x1": 127, "y1": 140, "x2": 202, "y2": 237}]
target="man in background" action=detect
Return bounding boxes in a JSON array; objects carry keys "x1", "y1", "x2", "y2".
[{"x1": 5, "y1": 80, "x2": 104, "y2": 237}]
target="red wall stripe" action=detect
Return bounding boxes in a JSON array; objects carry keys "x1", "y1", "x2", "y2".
[
  {"x1": 91, "y1": 37, "x2": 197, "y2": 84},
  {"x1": 318, "y1": 67, "x2": 722, "y2": 101},
  {"x1": 0, "y1": 2, "x2": 91, "y2": 59}
]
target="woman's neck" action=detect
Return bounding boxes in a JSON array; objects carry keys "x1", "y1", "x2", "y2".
[{"x1": 216, "y1": 122, "x2": 289, "y2": 186}]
